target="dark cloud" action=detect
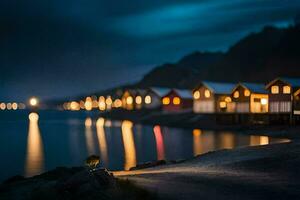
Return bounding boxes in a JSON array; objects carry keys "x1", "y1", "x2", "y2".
[{"x1": 0, "y1": 0, "x2": 299, "y2": 101}]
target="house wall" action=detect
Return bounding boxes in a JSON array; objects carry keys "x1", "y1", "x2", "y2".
[
  {"x1": 250, "y1": 94, "x2": 268, "y2": 113},
  {"x1": 267, "y1": 80, "x2": 292, "y2": 113},
  {"x1": 232, "y1": 85, "x2": 250, "y2": 113},
  {"x1": 216, "y1": 95, "x2": 236, "y2": 113},
  {"x1": 193, "y1": 86, "x2": 215, "y2": 113},
  {"x1": 163, "y1": 91, "x2": 192, "y2": 112}
]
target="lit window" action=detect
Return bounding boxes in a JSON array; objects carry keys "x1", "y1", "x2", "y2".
[
  {"x1": 204, "y1": 89, "x2": 211, "y2": 98},
  {"x1": 260, "y1": 98, "x2": 268, "y2": 105},
  {"x1": 126, "y1": 96, "x2": 133, "y2": 105},
  {"x1": 135, "y1": 96, "x2": 142, "y2": 104},
  {"x1": 244, "y1": 89, "x2": 250, "y2": 97},
  {"x1": 173, "y1": 97, "x2": 181, "y2": 105},
  {"x1": 225, "y1": 97, "x2": 232, "y2": 103},
  {"x1": 219, "y1": 101, "x2": 227, "y2": 108},
  {"x1": 271, "y1": 86, "x2": 279, "y2": 94},
  {"x1": 145, "y1": 95, "x2": 152, "y2": 104},
  {"x1": 283, "y1": 86, "x2": 291, "y2": 94},
  {"x1": 162, "y1": 97, "x2": 170, "y2": 105},
  {"x1": 233, "y1": 91, "x2": 239, "y2": 98},
  {"x1": 193, "y1": 91, "x2": 200, "y2": 99}
]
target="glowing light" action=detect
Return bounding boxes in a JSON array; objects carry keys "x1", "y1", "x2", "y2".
[
  {"x1": 85, "y1": 118, "x2": 96, "y2": 155},
  {"x1": 6, "y1": 103, "x2": 12, "y2": 110},
  {"x1": 85, "y1": 118, "x2": 92, "y2": 126},
  {"x1": 96, "y1": 118, "x2": 108, "y2": 165},
  {"x1": 283, "y1": 86, "x2": 291, "y2": 94},
  {"x1": 244, "y1": 89, "x2": 250, "y2": 97},
  {"x1": 233, "y1": 91, "x2": 239, "y2": 98},
  {"x1": 271, "y1": 85, "x2": 279, "y2": 94},
  {"x1": 193, "y1": 129, "x2": 202, "y2": 156},
  {"x1": 193, "y1": 91, "x2": 200, "y2": 99},
  {"x1": 0, "y1": 103, "x2": 6, "y2": 110},
  {"x1": 135, "y1": 96, "x2": 142, "y2": 104},
  {"x1": 79, "y1": 100, "x2": 85, "y2": 109},
  {"x1": 204, "y1": 89, "x2": 211, "y2": 98},
  {"x1": 261, "y1": 98, "x2": 268, "y2": 105},
  {"x1": 29, "y1": 113, "x2": 39, "y2": 121},
  {"x1": 145, "y1": 95, "x2": 152, "y2": 104},
  {"x1": 219, "y1": 101, "x2": 227, "y2": 108},
  {"x1": 121, "y1": 120, "x2": 136, "y2": 170},
  {"x1": 126, "y1": 96, "x2": 133, "y2": 105},
  {"x1": 153, "y1": 125, "x2": 165, "y2": 160},
  {"x1": 25, "y1": 112, "x2": 44, "y2": 177},
  {"x1": 173, "y1": 97, "x2": 181, "y2": 105},
  {"x1": 105, "y1": 96, "x2": 113, "y2": 105},
  {"x1": 85, "y1": 97, "x2": 93, "y2": 111},
  {"x1": 113, "y1": 99, "x2": 122, "y2": 108},
  {"x1": 29, "y1": 97, "x2": 38, "y2": 106},
  {"x1": 225, "y1": 97, "x2": 232, "y2": 103},
  {"x1": 70, "y1": 101, "x2": 80, "y2": 111},
  {"x1": 162, "y1": 97, "x2": 170, "y2": 105},
  {"x1": 12, "y1": 102, "x2": 18, "y2": 110}
]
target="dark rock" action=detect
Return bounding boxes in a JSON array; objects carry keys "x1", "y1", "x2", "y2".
[
  {"x1": 130, "y1": 160, "x2": 166, "y2": 170},
  {"x1": 3, "y1": 175, "x2": 25, "y2": 184}
]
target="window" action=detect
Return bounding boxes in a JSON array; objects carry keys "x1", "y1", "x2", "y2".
[
  {"x1": 233, "y1": 91, "x2": 239, "y2": 98},
  {"x1": 244, "y1": 89, "x2": 250, "y2": 97},
  {"x1": 193, "y1": 91, "x2": 200, "y2": 99},
  {"x1": 260, "y1": 98, "x2": 267, "y2": 105},
  {"x1": 204, "y1": 89, "x2": 211, "y2": 98},
  {"x1": 219, "y1": 101, "x2": 227, "y2": 108},
  {"x1": 173, "y1": 97, "x2": 181, "y2": 105},
  {"x1": 162, "y1": 97, "x2": 170, "y2": 105},
  {"x1": 126, "y1": 96, "x2": 133, "y2": 105},
  {"x1": 145, "y1": 95, "x2": 152, "y2": 104},
  {"x1": 225, "y1": 97, "x2": 232, "y2": 103},
  {"x1": 271, "y1": 85, "x2": 279, "y2": 94},
  {"x1": 135, "y1": 96, "x2": 142, "y2": 104},
  {"x1": 283, "y1": 86, "x2": 291, "y2": 94}
]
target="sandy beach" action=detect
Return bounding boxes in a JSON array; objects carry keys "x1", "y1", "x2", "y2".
[{"x1": 115, "y1": 140, "x2": 300, "y2": 200}]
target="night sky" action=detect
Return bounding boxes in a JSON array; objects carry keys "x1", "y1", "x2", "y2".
[{"x1": 1, "y1": 0, "x2": 299, "y2": 101}]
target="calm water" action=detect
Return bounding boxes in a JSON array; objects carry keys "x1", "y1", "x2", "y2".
[{"x1": 0, "y1": 110, "x2": 290, "y2": 181}]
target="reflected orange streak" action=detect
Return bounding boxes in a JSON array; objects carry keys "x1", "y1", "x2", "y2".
[
  {"x1": 85, "y1": 118, "x2": 96, "y2": 155},
  {"x1": 121, "y1": 120, "x2": 136, "y2": 170},
  {"x1": 96, "y1": 118, "x2": 108, "y2": 164},
  {"x1": 153, "y1": 125, "x2": 165, "y2": 161},
  {"x1": 193, "y1": 129, "x2": 202, "y2": 156},
  {"x1": 25, "y1": 113, "x2": 44, "y2": 177}
]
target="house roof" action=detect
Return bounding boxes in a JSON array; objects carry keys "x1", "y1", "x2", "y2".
[
  {"x1": 238, "y1": 82, "x2": 267, "y2": 94},
  {"x1": 136, "y1": 89, "x2": 147, "y2": 96},
  {"x1": 266, "y1": 77, "x2": 300, "y2": 89},
  {"x1": 150, "y1": 87, "x2": 171, "y2": 97},
  {"x1": 173, "y1": 89, "x2": 192, "y2": 99},
  {"x1": 202, "y1": 81, "x2": 236, "y2": 94}
]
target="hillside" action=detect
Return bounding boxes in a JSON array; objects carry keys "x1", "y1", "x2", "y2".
[{"x1": 138, "y1": 24, "x2": 300, "y2": 88}]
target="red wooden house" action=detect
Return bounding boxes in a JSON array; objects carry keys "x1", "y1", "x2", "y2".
[{"x1": 161, "y1": 89, "x2": 193, "y2": 112}]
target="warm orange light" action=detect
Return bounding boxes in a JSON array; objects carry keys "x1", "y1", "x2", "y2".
[
  {"x1": 271, "y1": 85, "x2": 279, "y2": 94},
  {"x1": 220, "y1": 101, "x2": 227, "y2": 108},
  {"x1": 135, "y1": 96, "x2": 142, "y2": 104},
  {"x1": 244, "y1": 89, "x2": 250, "y2": 97},
  {"x1": 225, "y1": 97, "x2": 232, "y2": 103},
  {"x1": 145, "y1": 95, "x2": 152, "y2": 104},
  {"x1": 29, "y1": 112, "x2": 39, "y2": 122},
  {"x1": 113, "y1": 99, "x2": 122, "y2": 108},
  {"x1": 6, "y1": 103, "x2": 12, "y2": 110},
  {"x1": 85, "y1": 118, "x2": 92, "y2": 127},
  {"x1": 29, "y1": 97, "x2": 38, "y2": 107},
  {"x1": 162, "y1": 97, "x2": 170, "y2": 105},
  {"x1": 173, "y1": 97, "x2": 181, "y2": 105},
  {"x1": 12, "y1": 102, "x2": 18, "y2": 110},
  {"x1": 204, "y1": 89, "x2": 211, "y2": 98},
  {"x1": 126, "y1": 96, "x2": 133, "y2": 105},
  {"x1": 233, "y1": 91, "x2": 239, "y2": 98},
  {"x1": 283, "y1": 86, "x2": 291, "y2": 94},
  {"x1": 193, "y1": 90, "x2": 200, "y2": 99},
  {"x1": 85, "y1": 97, "x2": 93, "y2": 111},
  {"x1": 70, "y1": 101, "x2": 80, "y2": 111},
  {"x1": 0, "y1": 103, "x2": 6, "y2": 110},
  {"x1": 105, "y1": 96, "x2": 113, "y2": 105},
  {"x1": 261, "y1": 98, "x2": 268, "y2": 105}
]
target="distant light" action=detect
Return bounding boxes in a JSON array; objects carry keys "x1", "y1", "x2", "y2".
[
  {"x1": 145, "y1": 95, "x2": 152, "y2": 104},
  {"x1": 0, "y1": 103, "x2": 6, "y2": 110},
  {"x1": 85, "y1": 118, "x2": 92, "y2": 127},
  {"x1": 85, "y1": 97, "x2": 93, "y2": 111},
  {"x1": 12, "y1": 102, "x2": 18, "y2": 110},
  {"x1": 126, "y1": 96, "x2": 133, "y2": 105},
  {"x1": 113, "y1": 99, "x2": 122, "y2": 108},
  {"x1": 225, "y1": 97, "x2": 232, "y2": 103},
  {"x1": 70, "y1": 101, "x2": 80, "y2": 111},
  {"x1": 193, "y1": 91, "x2": 200, "y2": 99},
  {"x1": 204, "y1": 90, "x2": 211, "y2": 98},
  {"x1": 29, "y1": 113, "x2": 39, "y2": 121},
  {"x1": 233, "y1": 91, "x2": 239, "y2": 98},
  {"x1": 261, "y1": 98, "x2": 268, "y2": 105},
  {"x1": 244, "y1": 89, "x2": 251, "y2": 97},
  {"x1": 29, "y1": 97, "x2": 38, "y2": 106},
  {"x1": 105, "y1": 96, "x2": 113, "y2": 106},
  {"x1": 6, "y1": 103, "x2": 12, "y2": 110}
]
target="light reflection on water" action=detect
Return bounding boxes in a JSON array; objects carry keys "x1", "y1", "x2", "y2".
[
  {"x1": 25, "y1": 113, "x2": 44, "y2": 177},
  {"x1": 0, "y1": 112, "x2": 290, "y2": 181}
]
